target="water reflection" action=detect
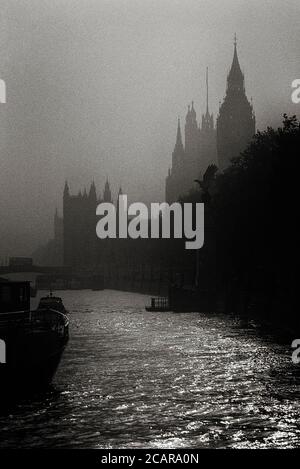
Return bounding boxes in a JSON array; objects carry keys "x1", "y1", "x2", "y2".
[{"x1": 0, "y1": 289, "x2": 300, "y2": 448}]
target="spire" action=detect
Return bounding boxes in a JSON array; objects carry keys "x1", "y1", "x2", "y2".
[
  {"x1": 176, "y1": 118, "x2": 183, "y2": 146},
  {"x1": 185, "y1": 100, "x2": 198, "y2": 154},
  {"x1": 103, "y1": 178, "x2": 112, "y2": 202},
  {"x1": 217, "y1": 35, "x2": 256, "y2": 171},
  {"x1": 190, "y1": 100, "x2": 196, "y2": 117},
  {"x1": 174, "y1": 118, "x2": 184, "y2": 154},
  {"x1": 172, "y1": 117, "x2": 185, "y2": 169},
  {"x1": 64, "y1": 180, "x2": 69, "y2": 198},
  {"x1": 185, "y1": 104, "x2": 190, "y2": 124},
  {"x1": 201, "y1": 68, "x2": 214, "y2": 131},
  {"x1": 227, "y1": 34, "x2": 244, "y2": 90},
  {"x1": 89, "y1": 180, "x2": 97, "y2": 200},
  {"x1": 206, "y1": 67, "x2": 209, "y2": 116},
  {"x1": 186, "y1": 101, "x2": 196, "y2": 125}
]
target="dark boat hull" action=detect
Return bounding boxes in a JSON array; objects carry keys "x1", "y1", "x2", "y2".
[{"x1": 0, "y1": 319, "x2": 68, "y2": 395}]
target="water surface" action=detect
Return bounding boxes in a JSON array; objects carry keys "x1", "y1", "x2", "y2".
[{"x1": 0, "y1": 289, "x2": 300, "y2": 449}]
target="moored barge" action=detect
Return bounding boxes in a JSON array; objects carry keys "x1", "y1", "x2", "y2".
[{"x1": 0, "y1": 280, "x2": 69, "y2": 394}]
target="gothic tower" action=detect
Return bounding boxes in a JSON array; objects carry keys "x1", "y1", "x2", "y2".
[
  {"x1": 89, "y1": 180, "x2": 97, "y2": 203},
  {"x1": 63, "y1": 180, "x2": 98, "y2": 267},
  {"x1": 103, "y1": 178, "x2": 112, "y2": 203},
  {"x1": 217, "y1": 36, "x2": 255, "y2": 170},
  {"x1": 166, "y1": 119, "x2": 186, "y2": 203},
  {"x1": 172, "y1": 118, "x2": 185, "y2": 171},
  {"x1": 199, "y1": 68, "x2": 217, "y2": 172},
  {"x1": 185, "y1": 102, "x2": 199, "y2": 159},
  {"x1": 184, "y1": 103, "x2": 201, "y2": 192}
]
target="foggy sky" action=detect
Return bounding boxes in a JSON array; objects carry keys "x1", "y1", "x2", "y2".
[{"x1": 0, "y1": 0, "x2": 299, "y2": 257}]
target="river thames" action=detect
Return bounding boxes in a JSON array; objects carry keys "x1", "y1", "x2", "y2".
[{"x1": 0, "y1": 289, "x2": 300, "y2": 449}]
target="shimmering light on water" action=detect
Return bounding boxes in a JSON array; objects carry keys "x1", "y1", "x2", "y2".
[{"x1": 1, "y1": 289, "x2": 300, "y2": 448}]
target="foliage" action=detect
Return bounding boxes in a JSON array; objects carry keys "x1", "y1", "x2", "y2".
[{"x1": 180, "y1": 115, "x2": 299, "y2": 316}]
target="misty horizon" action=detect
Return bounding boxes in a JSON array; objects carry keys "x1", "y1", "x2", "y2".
[{"x1": 0, "y1": 0, "x2": 299, "y2": 257}]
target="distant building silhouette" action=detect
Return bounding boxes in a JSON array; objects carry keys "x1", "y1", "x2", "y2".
[
  {"x1": 58, "y1": 38, "x2": 257, "y2": 268},
  {"x1": 166, "y1": 38, "x2": 256, "y2": 202},
  {"x1": 103, "y1": 178, "x2": 112, "y2": 203},
  {"x1": 166, "y1": 69, "x2": 217, "y2": 204},
  {"x1": 54, "y1": 208, "x2": 63, "y2": 244},
  {"x1": 32, "y1": 209, "x2": 64, "y2": 266},
  {"x1": 63, "y1": 179, "x2": 119, "y2": 267},
  {"x1": 63, "y1": 180, "x2": 100, "y2": 267},
  {"x1": 217, "y1": 36, "x2": 255, "y2": 170}
]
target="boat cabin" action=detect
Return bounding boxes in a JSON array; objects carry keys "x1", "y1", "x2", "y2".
[
  {"x1": 38, "y1": 293, "x2": 68, "y2": 314},
  {"x1": 0, "y1": 280, "x2": 31, "y2": 314}
]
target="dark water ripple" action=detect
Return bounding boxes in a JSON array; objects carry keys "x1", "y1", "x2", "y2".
[{"x1": 1, "y1": 289, "x2": 300, "y2": 448}]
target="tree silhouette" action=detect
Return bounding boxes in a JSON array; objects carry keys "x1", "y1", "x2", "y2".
[{"x1": 175, "y1": 115, "x2": 299, "y2": 321}]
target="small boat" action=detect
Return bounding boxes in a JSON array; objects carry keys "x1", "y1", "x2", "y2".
[
  {"x1": 38, "y1": 290, "x2": 68, "y2": 315},
  {"x1": 145, "y1": 297, "x2": 171, "y2": 312}
]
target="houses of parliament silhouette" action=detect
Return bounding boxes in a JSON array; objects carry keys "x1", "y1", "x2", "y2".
[
  {"x1": 63, "y1": 178, "x2": 121, "y2": 267},
  {"x1": 34, "y1": 37, "x2": 256, "y2": 268},
  {"x1": 166, "y1": 36, "x2": 255, "y2": 203}
]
